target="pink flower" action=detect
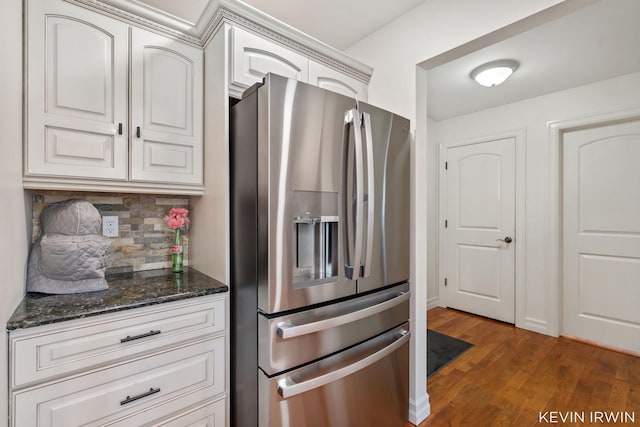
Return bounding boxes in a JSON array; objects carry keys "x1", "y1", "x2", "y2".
[{"x1": 164, "y1": 207, "x2": 190, "y2": 230}]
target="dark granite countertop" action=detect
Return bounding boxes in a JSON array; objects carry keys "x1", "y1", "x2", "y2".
[{"x1": 7, "y1": 267, "x2": 228, "y2": 331}]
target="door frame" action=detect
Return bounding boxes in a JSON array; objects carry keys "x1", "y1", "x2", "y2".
[
  {"x1": 438, "y1": 128, "x2": 526, "y2": 326},
  {"x1": 548, "y1": 107, "x2": 640, "y2": 337}
]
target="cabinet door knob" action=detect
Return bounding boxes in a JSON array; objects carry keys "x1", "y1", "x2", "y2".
[{"x1": 497, "y1": 236, "x2": 513, "y2": 244}]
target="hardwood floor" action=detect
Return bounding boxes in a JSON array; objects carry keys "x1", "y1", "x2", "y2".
[{"x1": 406, "y1": 307, "x2": 640, "y2": 426}]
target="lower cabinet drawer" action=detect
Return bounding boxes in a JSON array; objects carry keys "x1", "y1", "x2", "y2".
[
  {"x1": 12, "y1": 337, "x2": 225, "y2": 427},
  {"x1": 119, "y1": 397, "x2": 226, "y2": 427},
  {"x1": 11, "y1": 296, "x2": 225, "y2": 389}
]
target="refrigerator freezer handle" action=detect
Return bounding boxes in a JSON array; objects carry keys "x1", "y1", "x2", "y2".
[
  {"x1": 362, "y1": 112, "x2": 375, "y2": 278},
  {"x1": 277, "y1": 290, "x2": 409, "y2": 339},
  {"x1": 343, "y1": 109, "x2": 364, "y2": 281},
  {"x1": 276, "y1": 328, "x2": 410, "y2": 398}
]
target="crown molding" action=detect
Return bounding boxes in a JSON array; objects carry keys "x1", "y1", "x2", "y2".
[
  {"x1": 67, "y1": 0, "x2": 372, "y2": 83},
  {"x1": 203, "y1": 0, "x2": 372, "y2": 83},
  {"x1": 66, "y1": 0, "x2": 202, "y2": 45}
]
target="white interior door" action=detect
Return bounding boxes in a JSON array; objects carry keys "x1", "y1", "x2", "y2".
[
  {"x1": 562, "y1": 118, "x2": 640, "y2": 353},
  {"x1": 445, "y1": 138, "x2": 516, "y2": 323}
]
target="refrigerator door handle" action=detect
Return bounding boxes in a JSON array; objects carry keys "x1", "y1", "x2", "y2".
[
  {"x1": 276, "y1": 327, "x2": 410, "y2": 398},
  {"x1": 362, "y1": 112, "x2": 375, "y2": 278},
  {"x1": 277, "y1": 290, "x2": 409, "y2": 339},
  {"x1": 343, "y1": 109, "x2": 364, "y2": 280}
]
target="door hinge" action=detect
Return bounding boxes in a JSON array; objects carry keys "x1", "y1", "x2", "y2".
[
  {"x1": 445, "y1": 220, "x2": 448, "y2": 228},
  {"x1": 444, "y1": 278, "x2": 448, "y2": 286},
  {"x1": 445, "y1": 161, "x2": 448, "y2": 170}
]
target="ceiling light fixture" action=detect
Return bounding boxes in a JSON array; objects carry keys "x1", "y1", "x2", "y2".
[{"x1": 470, "y1": 59, "x2": 519, "y2": 87}]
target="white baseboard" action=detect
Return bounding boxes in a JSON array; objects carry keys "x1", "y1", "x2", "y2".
[
  {"x1": 408, "y1": 392, "x2": 431, "y2": 425},
  {"x1": 426, "y1": 296, "x2": 440, "y2": 310}
]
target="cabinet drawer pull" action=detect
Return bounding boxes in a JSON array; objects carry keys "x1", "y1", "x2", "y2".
[
  {"x1": 120, "y1": 387, "x2": 161, "y2": 406},
  {"x1": 120, "y1": 330, "x2": 161, "y2": 343},
  {"x1": 136, "y1": 126, "x2": 141, "y2": 138}
]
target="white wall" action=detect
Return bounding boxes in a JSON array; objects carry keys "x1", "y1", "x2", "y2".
[
  {"x1": 0, "y1": 0, "x2": 31, "y2": 422},
  {"x1": 433, "y1": 72, "x2": 640, "y2": 333}
]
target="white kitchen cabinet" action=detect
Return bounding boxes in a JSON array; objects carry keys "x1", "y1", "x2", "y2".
[
  {"x1": 309, "y1": 61, "x2": 368, "y2": 101},
  {"x1": 9, "y1": 295, "x2": 227, "y2": 427},
  {"x1": 130, "y1": 28, "x2": 203, "y2": 185},
  {"x1": 25, "y1": 0, "x2": 129, "y2": 181},
  {"x1": 24, "y1": 0, "x2": 204, "y2": 194},
  {"x1": 229, "y1": 26, "x2": 309, "y2": 97},
  {"x1": 227, "y1": 26, "x2": 368, "y2": 102}
]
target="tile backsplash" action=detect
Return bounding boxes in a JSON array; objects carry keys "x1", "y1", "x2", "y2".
[{"x1": 32, "y1": 191, "x2": 189, "y2": 274}]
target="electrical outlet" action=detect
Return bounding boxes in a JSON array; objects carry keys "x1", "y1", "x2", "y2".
[{"x1": 102, "y1": 216, "x2": 119, "y2": 237}]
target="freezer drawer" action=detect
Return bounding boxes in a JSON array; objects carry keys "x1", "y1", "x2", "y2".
[
  {"x1": 258, "y1": 283, "x2": 409, "y2": 374},
  {"x1": 258, "y1": 323, "x2": 410, "y2": 427}
]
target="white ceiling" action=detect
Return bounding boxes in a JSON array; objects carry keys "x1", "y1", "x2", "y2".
[
  {"x1": 427, "y1": 0, "x2": 640, "y2": 121},
  {"x1": 138, "y1": 0, "x2": 426, "y2": 50},
  {"x1": 236, "y1": 0, "x2": 426, "y2": 50},
  {"x1": 136, "y1": 0, "x2": 639, "y2": 121}
]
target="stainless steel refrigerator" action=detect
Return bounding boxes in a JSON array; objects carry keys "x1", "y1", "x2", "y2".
[{"x1": 230, "y1": 73, "x2": 411, "y2": 426}]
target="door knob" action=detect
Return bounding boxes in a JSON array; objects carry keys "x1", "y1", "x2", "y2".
[{"x1": 497, "y1": 236, "x2": 513, "y2": 244}]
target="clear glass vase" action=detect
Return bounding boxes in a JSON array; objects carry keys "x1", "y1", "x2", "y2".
[{"x1": 171, "y1": 228, "x2": 184, "y2": 273}]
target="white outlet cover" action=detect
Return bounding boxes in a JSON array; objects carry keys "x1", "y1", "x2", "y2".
[{"x1": 102, "y1": 216, "x2": 119, "y2": 237}]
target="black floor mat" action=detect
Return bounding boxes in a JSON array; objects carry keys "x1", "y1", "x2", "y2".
[{"x1": 427, "y1": 329, "x2": 473, "y2": 378}]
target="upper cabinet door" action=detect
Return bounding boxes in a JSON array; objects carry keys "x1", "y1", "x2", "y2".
[
  {"x1": 229, "y1": 26, "x2": 309, "y2": 96},
  {"x1": 26, "y1": 0, "x2": 128, "y2": 180},
  {"x1": 309, "y1": 61, "x2": 368, "y2": 101},
  {"x1": 129, "y1": 28, "x2": 203, "y2": 185}
]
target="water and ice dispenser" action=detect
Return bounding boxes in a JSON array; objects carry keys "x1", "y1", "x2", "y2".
[{"x1": 292, "y1": 191, "x2": 339, "y2": 286}]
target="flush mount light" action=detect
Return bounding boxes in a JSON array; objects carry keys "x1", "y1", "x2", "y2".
[{"x1": 470, "y1": 59, "x2": 519, "y2": 87}]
